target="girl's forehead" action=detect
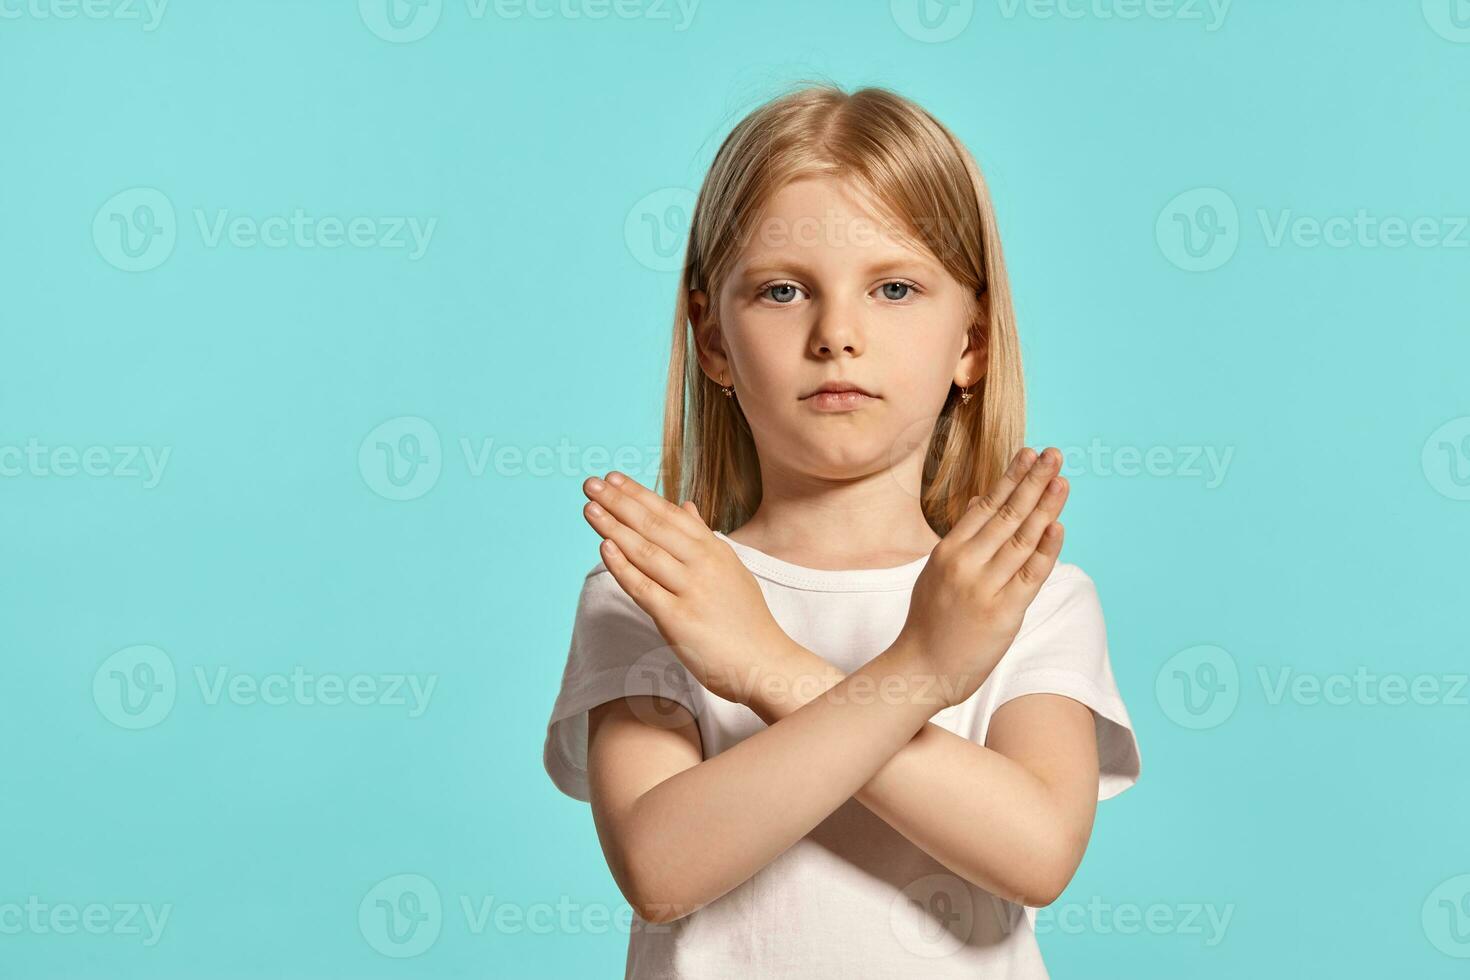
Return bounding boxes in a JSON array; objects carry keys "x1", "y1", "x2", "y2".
[
  {"x1": 729, "y1": 218, "x2": 947, "y2": 280},
  {"x1": 753, "y1": 182, "x2": 937, "y2": 250},
  {"x1": 757, "y1": 174, "x2": 907, "y2": 228}
]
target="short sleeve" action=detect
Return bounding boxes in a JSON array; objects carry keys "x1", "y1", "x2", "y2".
[
  {"x1": 543, "y1": 563, "x2": 704, "y2": 802},
  {"x1": 978, "y1": 564, "x2": 1142, "y2": 801}
]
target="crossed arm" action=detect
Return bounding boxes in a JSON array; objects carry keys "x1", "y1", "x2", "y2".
[{"x1": 586, "y1": 632, "x2": 1100, "y2": 925}]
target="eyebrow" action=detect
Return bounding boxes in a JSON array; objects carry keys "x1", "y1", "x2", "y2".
[{"x1": 739, "y1": 255, "x2": 942, "y2": 279}]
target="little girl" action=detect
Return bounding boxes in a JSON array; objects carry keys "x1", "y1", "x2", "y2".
[{"x1": 544, "y1": 83, "x2": 1141, "y2": 978}]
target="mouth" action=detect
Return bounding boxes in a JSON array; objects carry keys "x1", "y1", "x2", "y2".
[
  {"x1": 802, "y1": 382, "x2": 877, "y2": 399},
  {"x1": 801, "y1": 382, "x2": 879, "y2": 412}
]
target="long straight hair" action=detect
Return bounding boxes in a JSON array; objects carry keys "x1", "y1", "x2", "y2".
[{"x1": 657, "y1": 83, "x2": 1025, "y2": 537}]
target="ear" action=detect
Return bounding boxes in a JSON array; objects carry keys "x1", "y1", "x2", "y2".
[
  {"x1": 689, "y1": 288, "x2": 731, "y2": 385},
  {"x1": 955, "y1": 285, "x2": 990, "y2": 387}
]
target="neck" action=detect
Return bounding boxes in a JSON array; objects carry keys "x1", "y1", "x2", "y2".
[{"x1": 726, "y1": 451, "x2": 940, "y2": 570}]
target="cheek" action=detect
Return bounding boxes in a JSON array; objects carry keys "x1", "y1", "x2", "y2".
[{"x1": 725, "y1": 320, "x2": 804, "y2": 387}]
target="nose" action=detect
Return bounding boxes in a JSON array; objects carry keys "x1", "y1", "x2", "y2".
[{"x1": 808, "y1": 296, "x2": 864, "y2": 358}]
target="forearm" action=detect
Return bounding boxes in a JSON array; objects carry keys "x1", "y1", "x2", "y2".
[
  {"x1": 621, "y1": 641, "x2": 941, "y2": 924},
  {"x1": 751, "y1": 635, "x2": 1078, "y2": 907}
]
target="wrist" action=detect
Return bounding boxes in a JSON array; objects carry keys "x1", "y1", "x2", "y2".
[
  {"x1": 883, "y1": 632, "x2": 989, "y2": 712},
  {"x1": 745, "y1": 636, "x2": 843, "y2": 725}
]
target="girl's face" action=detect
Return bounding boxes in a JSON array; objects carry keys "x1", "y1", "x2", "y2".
[{"x1": 690, "y1": 175, "x2": 987, "y2": 485}]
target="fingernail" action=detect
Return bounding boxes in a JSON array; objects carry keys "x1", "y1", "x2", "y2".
[
  {"x1": 606, "y1": 472, "x2": 625, "y2": 486},
  {"x1": 587, "y1": 477, "x2": 605, "y2": 493}
]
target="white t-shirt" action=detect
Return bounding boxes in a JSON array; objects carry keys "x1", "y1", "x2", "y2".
[{"x1": 543, "y1": 529, "x2": 1142, "y2": 979}]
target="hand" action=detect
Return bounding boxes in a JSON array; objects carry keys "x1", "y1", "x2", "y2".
[
  {"x1": 581, "y1": 471, "x2": 796, "y2": 707},
  {"x1": 895, "y1": 446, "x2": 1070, "y2": 710}
]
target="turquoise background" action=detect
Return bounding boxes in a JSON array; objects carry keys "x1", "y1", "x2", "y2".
[{"x1": 3, "y1": 0, "x2": 1469, "y2": 975}]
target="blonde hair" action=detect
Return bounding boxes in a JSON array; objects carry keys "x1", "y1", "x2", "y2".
[{"x1": 657, "y1": 82, "x2": 1025, "y2": 537}]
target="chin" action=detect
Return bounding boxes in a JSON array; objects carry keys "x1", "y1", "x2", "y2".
[{"x1": 792, "y1": 435, "x2": 891, "y2": 476}]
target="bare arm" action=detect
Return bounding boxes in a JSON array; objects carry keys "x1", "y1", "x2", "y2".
[
  {"x1": 587, "y1": 632, "x2": 1099, "y2": 926},
  {"x1": 585, "y1": 638, "x2": 942, "y2": 925},
  {"x1": 745, "y1": 635, "x2": 1100, "y2": 908}
]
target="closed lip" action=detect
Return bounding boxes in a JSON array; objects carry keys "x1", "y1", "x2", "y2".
[{"x1": 802, "y1": 381, "x2": 877, "y2": 399}]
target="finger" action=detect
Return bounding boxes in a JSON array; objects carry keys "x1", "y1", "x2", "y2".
[
  {"x1": 610, "y1": 472, "x2": 706, "y2": 535},
  {"x1": 594, "y1": 472, "x2": 705, "y2": 560},
  {"x1": 584, "y1": 474, "x2": 699, "y2": 564},
  {"x1": 681, "y1": 500, "x2": 705, "y2": 525},
  {"x1": 583, "y1": 498, "x2": 689, "y2": 593},
  {"x1": 948, "y1": 447, "x2": 1039, "y2": 542},
  {"x1": 998, "y1": 521, "x2": 1064, "y2": 608},
  {"x1": 597, "y1": 537, "x2": 675, "y2": 615},
  {"x1": 979, "y1": 473, "x2": 1069, "y2": 591},
  {"x1": 967, "y1": 447, "x2": 1063, "y2": 561}
]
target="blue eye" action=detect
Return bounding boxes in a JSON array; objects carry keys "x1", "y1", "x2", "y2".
[{"x1": 756, "y1": 279, "x2": 920, "y2": 304}]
